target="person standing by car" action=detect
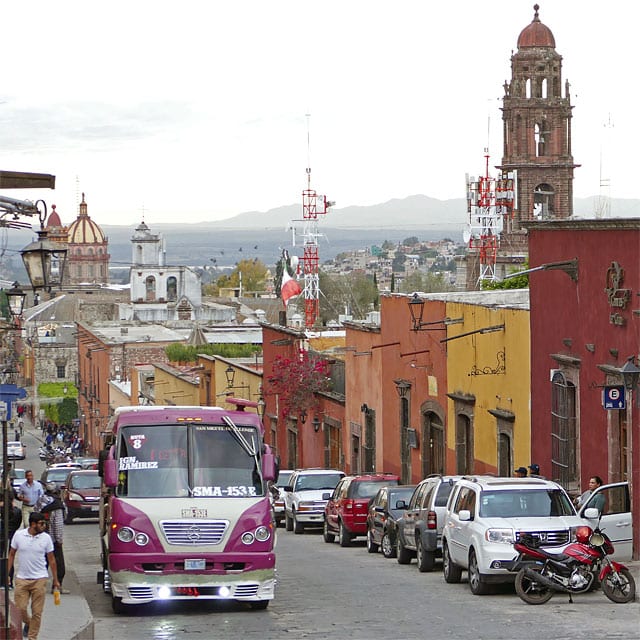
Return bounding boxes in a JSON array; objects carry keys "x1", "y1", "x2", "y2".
[
  {"x1": 17, "y1": 471, "x2": 44, "y2": 529},
  {"x1": 576, "y1": 475, "x2": 605, "y2": 512},
  {"x1": 35, "y1": 483, "x2": 68, "y2": 593},
  {"x1": 8, "y1": 511, "x2": 60, "y2": 640}
]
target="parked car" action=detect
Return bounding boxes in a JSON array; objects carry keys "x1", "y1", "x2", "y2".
[
  {"x1": 40, "y1": 465, "x2": 81, "y2": 491},
  {"x1": 396, "y1": 475, "x2": 462, "y2": 571},
  {"x1": 366, "y1": 484, "x2": 416, "y2": 558},
  {"x1": 324, "y1": 473, "x2": 400, "y2": 547},
  {"x1": 7, "y1": 441, "x2": 25, "y2": 460},
  {"x1": 271, "y1": 469, "x2": 294, "y2": 527},
  {"x1": 2, "y1": 467, "x2": 24, "y2": 495},
  {"x1": 10, "y1": 468, "x2": 26, "y2": 493},
  {"x1": 441, "y1": 476, "x2": 585, "y2": 595},
  {"x1": 62, "y1": 470, "x2": 101, "y2": 523},
  {"x1": 282, "y1": 468, "x2": 345, "y2": 533}
]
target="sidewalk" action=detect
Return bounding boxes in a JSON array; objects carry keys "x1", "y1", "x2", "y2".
[{"x1": 8, "y1": 417, "x2": 94, "y2": 639}]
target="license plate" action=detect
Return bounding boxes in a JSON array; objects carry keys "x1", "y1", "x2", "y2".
[
  {"x1": 185, "y1": 559, "x2": 205, "y2": 570},
  {"x1": 91, "y1": 506, "x2": 99, "y2": 512}
]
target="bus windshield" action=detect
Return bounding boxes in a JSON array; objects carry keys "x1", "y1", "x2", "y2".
[{"x1": 116, "y1": 423, "x2": 264, "y2": 498}]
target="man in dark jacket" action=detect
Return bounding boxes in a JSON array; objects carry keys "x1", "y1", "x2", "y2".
[{"x1": 0, "y1": 496, "x2": 22, "y2": 588}]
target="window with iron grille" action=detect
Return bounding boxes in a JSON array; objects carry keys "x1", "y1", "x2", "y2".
[{"x1": 551, "y1": 371, "x2": 577, "y2": 490}]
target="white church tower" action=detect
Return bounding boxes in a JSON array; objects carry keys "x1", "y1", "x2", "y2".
[{"x1": 128, "y1": 221, "x2": 203, "y2": 320}]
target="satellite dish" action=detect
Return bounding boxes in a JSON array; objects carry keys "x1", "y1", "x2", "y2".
[{"x1": 463, "y1": 225, "x2": 472, "y2": 244}]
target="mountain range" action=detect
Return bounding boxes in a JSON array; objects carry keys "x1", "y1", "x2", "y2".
[{"x1": 4, "y1": 194, "x2": 638, "y2": 274}]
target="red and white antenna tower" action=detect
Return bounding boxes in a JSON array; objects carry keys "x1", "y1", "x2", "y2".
[
  {"x1": 465, "y1": 149, "x2": 514, "y2": 285},
  {"x1": 300, "y1": 115, "x2": 333, "y2": 328}
]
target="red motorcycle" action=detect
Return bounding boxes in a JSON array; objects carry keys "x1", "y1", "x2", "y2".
[{"x1": 509, "y1": 519, "x2": 636, "y2": 605}]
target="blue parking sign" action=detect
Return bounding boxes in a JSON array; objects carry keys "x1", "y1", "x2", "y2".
[{"x1": 603, "y1": 385, "x2": 625, "y2": 410}]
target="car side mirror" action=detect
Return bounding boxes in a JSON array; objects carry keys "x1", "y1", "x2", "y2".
[
  {"x1": 322, "y1": 492, "x2": 331, "y2": 500},
  {"x1": 395, "y1": 500, "x2": 408, "y2": 510},
  {"x1": 583, "y1": 507, "x2": 600, "y2": 520},
  {"x1": 458, "y1": 509, "x2": 471, "y2": 521},
  {"x1": 282, "y1": 486, "x2": 292, "y2": 492},
  {"x1": 374, "y1": 506, "x2": 385, "y2": 513}
]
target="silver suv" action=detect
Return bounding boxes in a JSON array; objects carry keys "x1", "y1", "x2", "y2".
[
  {"x1": 282, "y1": 468, "x2": 344, "y2": 534},
  {"x1": 396, "y1": 475, "x2": 462, "y2": 571},
  {"x1": 441, "y1": 476, "x2": 583, "y2": 595}
]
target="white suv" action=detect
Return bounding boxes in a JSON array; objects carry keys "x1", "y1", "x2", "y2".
[
  {"x1": 282, "y1": 468, "x2": 344, "y2": 534},
  {"x1": 441, "y1": 476, "x2": 584, "y2": 595}
]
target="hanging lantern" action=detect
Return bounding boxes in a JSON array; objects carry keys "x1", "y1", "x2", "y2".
[{"x1": 21, "y1": 229, "x2": 67, "y2": 291}]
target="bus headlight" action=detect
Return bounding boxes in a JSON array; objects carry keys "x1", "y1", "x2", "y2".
[
  {"x1": 117, "y1": 527, "x2": 135, "y2": 542},
  {"x1": 135, "y1": 532, "x2": 149, "y2": 546},
  {"x1": 255, "y1": 526, "x2": 271, "y2": 542},
  {"x1": 158, "y1": 586, "x2": 171, "y2": 599},
  {"x1": 241, "y1": 532, "x2": 255, "y2": 545}
]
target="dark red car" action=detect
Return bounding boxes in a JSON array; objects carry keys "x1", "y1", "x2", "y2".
[
  {"x1": 323, "y1": 473, "x2": 400, "y2": 547},
  {"x1": 62, "y1": 470, "x2": 101, "y2": 523}
]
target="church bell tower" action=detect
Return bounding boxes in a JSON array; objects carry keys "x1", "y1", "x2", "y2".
[{"x1": 499, "y1": 4, "x2": 580, "y2": 251}]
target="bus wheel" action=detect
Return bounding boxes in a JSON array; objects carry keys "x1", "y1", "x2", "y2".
[{"x1": 249, "y1": 600, "x2": 269, "y2": 610}]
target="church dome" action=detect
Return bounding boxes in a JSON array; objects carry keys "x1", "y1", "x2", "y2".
[
  {"x1": 46, "y1": 204, "x2": 62, "y2": 228},
  {"x1": 67, "y1": 193, "x2": 106, "y2": 244},
  {"x1": 517, "y1": 4, "x2": 555, "y2": 49}
]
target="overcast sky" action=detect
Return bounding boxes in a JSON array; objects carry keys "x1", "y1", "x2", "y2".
[{"x1": 0, "y1": 1, "x2": 637, "y2": 227}]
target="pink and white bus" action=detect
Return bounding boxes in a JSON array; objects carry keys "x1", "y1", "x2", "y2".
[{"x1": 98, "y1": 405, "x2": 277, "y2": 613}]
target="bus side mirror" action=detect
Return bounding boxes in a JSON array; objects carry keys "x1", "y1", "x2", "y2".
[
  {"x1": 262, "y1": 450, "x2": 277, "y2": 482},
  {"x1": 104, "y1": 459, "x2": 118, "y2": 487}
]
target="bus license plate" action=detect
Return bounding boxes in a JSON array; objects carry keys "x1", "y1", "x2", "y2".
[{"x1": 185, "y1": 559, "x2": 205, "y2": 570}]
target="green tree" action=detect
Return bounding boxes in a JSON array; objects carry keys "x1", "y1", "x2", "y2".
[
  {"x1": 316, "y1": 271, "x2": 379, "y2": 325},
  {"x1": 399, "y1": 271, "x2": 450, "y2": 294},
  {"x1": 402, "y1": 236, "x2": 420, "y2": 246},
  {"x1": 215, "y1": 259, "x2": 269, "y2": 294}
]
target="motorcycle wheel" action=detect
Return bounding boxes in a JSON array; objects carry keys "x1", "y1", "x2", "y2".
[
  {"x1": 515, "y1": 567, "x2": 554, "y2": 605},
  {"x1": 601, "y1": 568, "x2": 636, "y2": 604}
]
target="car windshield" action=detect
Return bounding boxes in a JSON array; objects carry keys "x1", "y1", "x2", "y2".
[
  {"x1": 13, "y1": 470, "x2": 26, "y2": 480},
  {"x1": 351, "y1": 480, "x2": 398, "y2": 498},
  {"x1": 479, "y1": 489, "x2": 576, "y2": 518},
  {"x1": 45, "y1": 469, "x2": 74, "y2": 483},
  {"x1": 295, "y1": 473, "x2": 343, "y2": 491},
  {"x1": 8, "y1": 442, "x2": 21, "y2": 447},
  {"x1": 70, "y1": 474, "x2": 101, "y2": 490}
]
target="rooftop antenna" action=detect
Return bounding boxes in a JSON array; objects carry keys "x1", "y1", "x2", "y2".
[{"x1": 595, "y1": 114, "x2": 613, "y2": 219}]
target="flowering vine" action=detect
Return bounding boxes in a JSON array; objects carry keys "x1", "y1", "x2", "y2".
[{"x1": 267, "y1": 349, "x2": 331, "y2": 419}]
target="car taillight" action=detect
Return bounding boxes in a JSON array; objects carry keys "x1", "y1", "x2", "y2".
[
  {"x1": 345, "y1": 499, "x2": 354, "y2": 510},
  {"x1": 427, "y1": 510, "x2": 437, "y2": 530}
]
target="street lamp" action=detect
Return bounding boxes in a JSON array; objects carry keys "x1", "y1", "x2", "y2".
[
  {"x1": 312, "y1": 416, "x2": 321, "y2": 433},
  {"x1": 5, "y1": 282, "x2": 27, "y2": 318},
  {"x1": 620, "y1": 356, "x2": 640, "y2": 393},
  {"x1": 394, "y1": 379, "x2": 411, "y2": 398}
]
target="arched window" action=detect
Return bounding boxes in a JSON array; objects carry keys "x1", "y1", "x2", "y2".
[
  {"x1": 167, "y1": 276, "x2": 177, "y2": 301},
  {"x1": 145, "y1": 276, "x2": 156, "y2": 302},
  {"x1": 533, "y1": 183, "x2": 555, "y2": 219}
]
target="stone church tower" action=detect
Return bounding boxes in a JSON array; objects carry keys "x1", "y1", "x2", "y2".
[{"x1": 498, "y1": 4, "x2": 579, "y2": 252}]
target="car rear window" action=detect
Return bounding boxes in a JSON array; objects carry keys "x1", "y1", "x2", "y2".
[
  {"x1": 435, "y1": 481, "x2": 455, "y2": 506},
  {"x1": 350, "y1": 479, "x2": 398, "y2": 498}
]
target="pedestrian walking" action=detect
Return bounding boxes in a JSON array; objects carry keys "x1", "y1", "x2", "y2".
[
  {"x1": 35, "y1": 484, "x2": 69, "y2": 593},
  {"x1": 8, "y1": 511, "x2": 60, "y2": 640},
  {"x1": 17, "y1": 471, "x2": 44, "y2": 529}
]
